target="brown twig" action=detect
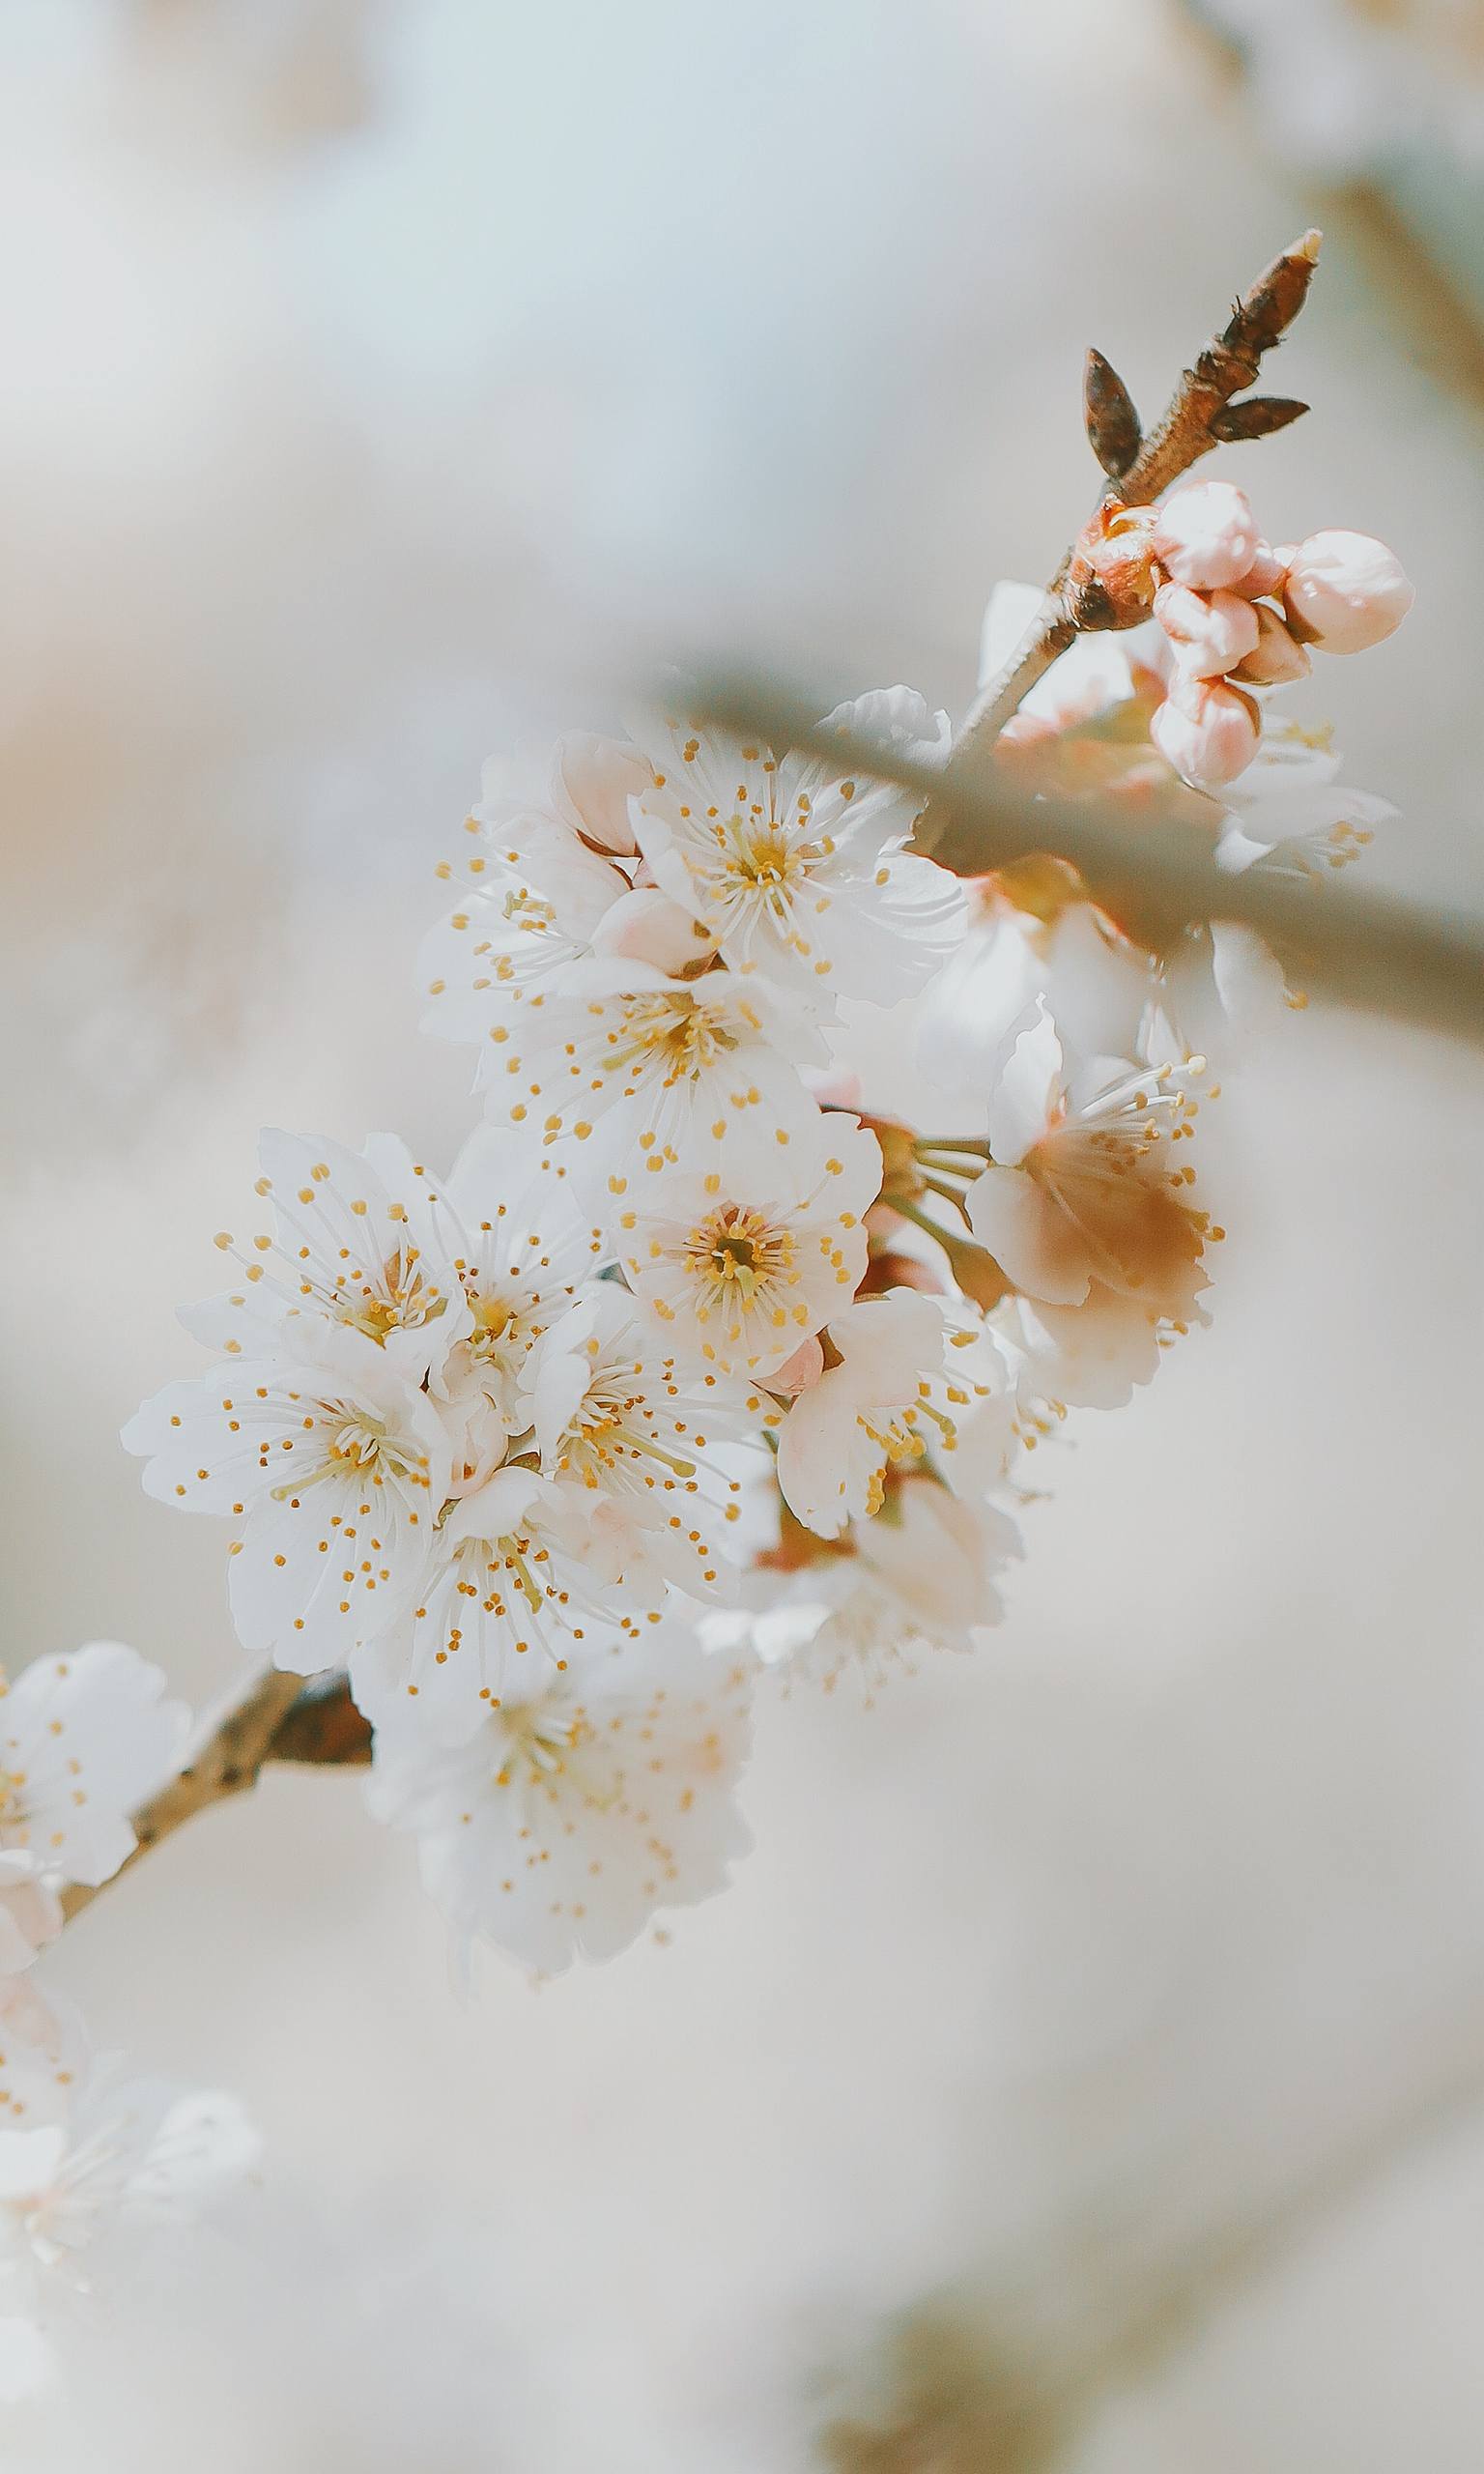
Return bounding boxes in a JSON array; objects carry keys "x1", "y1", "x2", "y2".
[
  {"x1": 694, "y1": 676, "x2": 1484, "y2": 1047},
  {"x1": 953, "y1": 231, "x2": 1323, "y2": 787},
  {"x1": 1111, "y1": 227, "x2": 1319, "y2": 504},
  {"x1": 59, "y1": 1667, "x2": 309, "y2": 1924}
]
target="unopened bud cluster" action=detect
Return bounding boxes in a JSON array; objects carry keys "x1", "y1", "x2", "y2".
[{"x1": 1067, "y1": 479, "x2": 1413, "y2": 791}]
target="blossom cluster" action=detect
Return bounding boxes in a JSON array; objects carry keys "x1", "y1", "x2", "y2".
[
  {"x1": 5, "y1": 469, "x2": 1408, "y2": 2399},
  {"x1": 122, "y1": 507, "x2": 1410, "y2": 1987},
  {"x1": 1059, "y1": 476, "x2": 1413, "y2": 788}
]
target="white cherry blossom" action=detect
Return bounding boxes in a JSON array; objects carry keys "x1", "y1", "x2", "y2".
[
  {"x1": 405, "y1": 1129, "x2": 606, "y2": 1490},
  {"x1": 855, "y1": 1481, "x2": 1021, "y2": 1653},
  {"x1": 774, "y1": 1290, "x2": 949, "y2": 1538},
  {"x1": 476, "y1": 955, "x2": 823, "y2": 1192},
  {"x1": 915, "y1": 1292, "x2": 1026, "y2": 1499},
  {"x1": 719, "y1": 1478, "x2": 1020, "y2": 1698},
  {"x1": 125, "y1": 1329, "x2": 452, "y2": 1670},
  {"x1": 965, "y1": 1008, "x2": 1213, "y2": 1321},
  {"x1": 366, "y1": 1625, "x2": 755, "y2": 1974},
  {"x1": 918, "y1": 881, "x2": 1159, "y2": 1105},
  {"x1": 616, "y1": 1109, "x2": 881, "y2": 1378},
  {"x1": 181, "y1": 1129, "x2": 471, "y2": 1381},
  {"x1": 1151, "y1": 919, "x2": 1290, "y2": 1061},
  {"x1": 991, "y1": 1284, "x2": 1173, "y2": 1414},
  {"x1": 524, "y1": 1284, "x2": 771, "y2": 1599},
  {"x1": 349, "y1": 1467, "x2": 647, "y2": 1744},
  {"x1": 629, "y1": 695, "x2": 965, "y2": 1012},
  {"x1": 1214, "y1": 724, "x2": 1399, "y2": 880},
  {"x1": 0, "y1": 2057, "x2": 258, "y2": 2401},
  {"x1": 419, "y1": 806, "x2": 629, "y2": 1053},
  {"x1": 0, "y1": 1644, "x2": 187, "y2": 1897}
]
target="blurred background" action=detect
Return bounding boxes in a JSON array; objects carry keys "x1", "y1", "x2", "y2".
[{"x1": 4, "y1": 2, "x2": 1484, "y2": 2466}]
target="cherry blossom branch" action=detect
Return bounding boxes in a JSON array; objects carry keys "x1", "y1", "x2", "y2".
[
  {"x1": 952, "y1": 230, "x2": 1321, "y2": 787},
  {"x1": 694, "y1": 676, "x2": 1484, "y2": 1045},
  {"x1": 48, "y1": 236, "x2": 1446, "y2": 1959}
]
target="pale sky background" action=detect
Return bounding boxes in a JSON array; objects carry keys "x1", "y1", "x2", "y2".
[{"x1": 3, "y1": 3, "x2": 1483, "y2": 2468}]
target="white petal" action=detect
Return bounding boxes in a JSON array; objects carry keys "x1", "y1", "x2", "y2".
[{"x1": 985, "y1": 1006, "x2": 1061, "y2": 1165}]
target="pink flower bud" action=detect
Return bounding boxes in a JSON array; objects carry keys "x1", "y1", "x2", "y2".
[
  {"x1": 1153, "y1": 581, "x2": 1260, "y2": 679},
  {"x1": 589, "y1": 887, "x2": 715, "y2": 974},
  {"x1": 1229, "y1": 540, "x2": 1289, "y2": 599},
  {"x1": 1151, "y1": 480, "x2": 1259, "y2": 590},
  {"x1": 1151, "y1": 675, "x2": 1261, "y2": 790},
  {"x1": 1229, "y1": 601, "x2": 1312, "y2": 685},
  {"x1": 1281, "y1": 529, "x2": 1414, "y2": 654}
]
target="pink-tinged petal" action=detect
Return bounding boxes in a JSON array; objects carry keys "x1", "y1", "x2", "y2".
[
  {"x1": 589, "y1": 887, "x2": 714, "y2": 973},
  {"x1": 1229, "y1": 540, "x2": 1289, "y2": 599},
  {"x1": 1151, "y1": 480, "x2": 1258, "y2": 590},
  {"x1": 1229, "y1": 602, "x2": 1311, "y2": 685},
  {"x1": 965, "y1": 1166, "x2": 1093, "y2": 1306},
  {"x1": 1154, "y1": 582, "x2": 1260, "y2": 680},
  {"x1": 771, "y1": 1335, "x2": 825, "y2": 1395},
  {"x1": 549, "y1": 733, "x2": 650, "y2": 854}
]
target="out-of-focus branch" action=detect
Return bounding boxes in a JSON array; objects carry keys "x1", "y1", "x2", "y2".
[
  {"x1": 57, "y1": 1666, "x2": 370, "y2": 1926},
  {"x1": 695, "y1": 676, "x2": 1484, "y2": 1046},
  {"x1": 957, "y1": 605, "x2": 1078, "y2": 778},
  {"x1": 824, "y1": 2004, "x2": 1484, "y2": 2471},
  {"x1": 955, "y1": 231, "x2": 1321, "y2": 782}
]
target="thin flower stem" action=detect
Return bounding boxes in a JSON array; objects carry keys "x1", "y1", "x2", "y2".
[
  {"x1": 954, "y1": 606, "x2": 1077, "y2": 788},
  {"x1": 896, "y1": 1191, "x2": 972, "y2": 1242},
  {"x1": 914, "y1": 1152, "x2": 987, "y2": 1181},
  {"x1": 918, "y1": 1173, "x2": 976, "y2": 1219}
]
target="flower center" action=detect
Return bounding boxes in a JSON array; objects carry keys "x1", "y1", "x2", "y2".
[
  {"x1": 556, "y1": 1366, "x2": 697, "y2": 1488},
  {"x1": 492, "y1": 1698, "x2": 596, "y2": 1790},
  {"x1": 715, "y1": 810, "x2": 823, "y2": 906},
  {"x1": 728, "y1": 823, "x2": 798, "y2": 886},
  {"x1": 500, "y1": 887, "x2": 557, "y2": 935},
  {"x1": 270, "y1": 1414, "x2": 429, "y2": 1501},
  {"x1": 684, "y1": 1206, "x2": 793, "y2": 1314},
  {"x1": 471, "y1": 1290, "x2": 516, "y2": 1346},
  {"x1": 341, "y1": 1251, "x2": 446, "y2": 1342},
  {"x1": 603, "y1": 992, "x2": 735, "y2": 1084}
]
